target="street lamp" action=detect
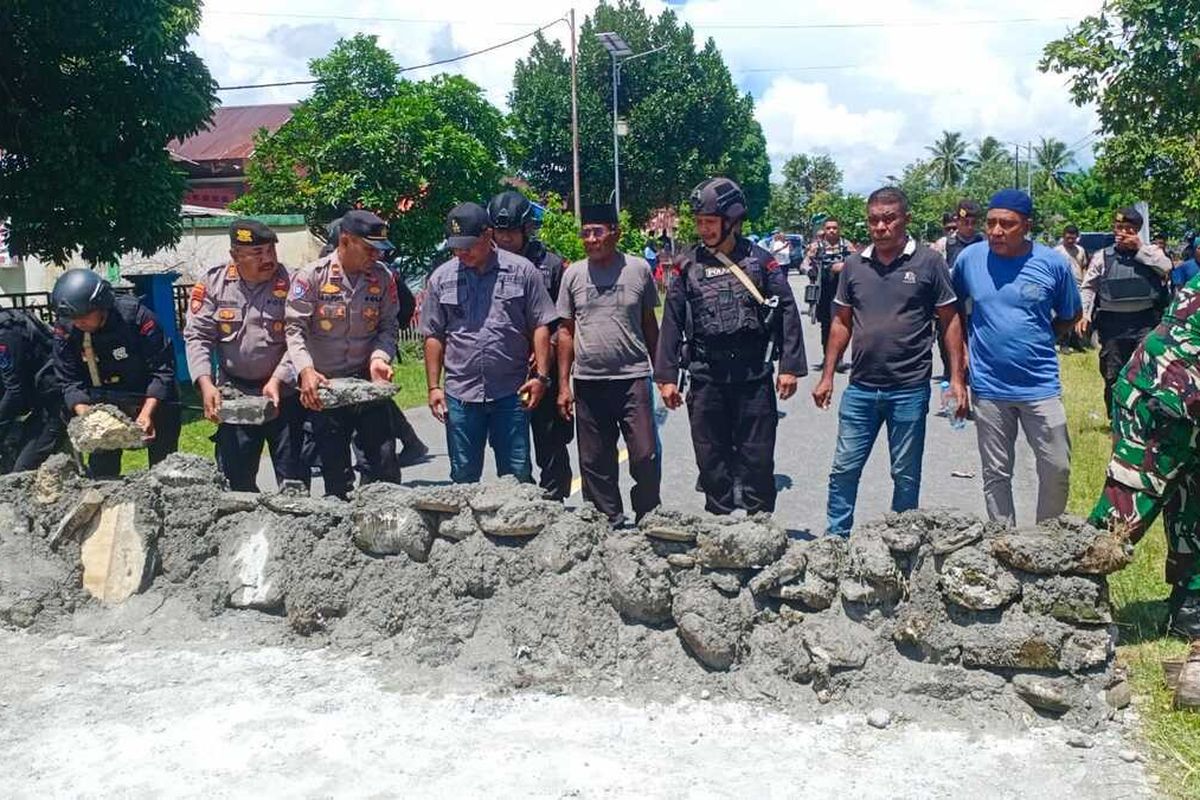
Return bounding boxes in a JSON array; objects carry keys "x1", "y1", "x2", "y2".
[{"x1": 595, "y1": 32, "x2": 666, "y2": 214}]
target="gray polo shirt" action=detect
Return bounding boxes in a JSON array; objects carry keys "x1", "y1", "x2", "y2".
[
  {"x1": 420, "y1": 248, "x2": 556, "y2": 403},
  {"x1": 557, "y1": 253, "x2": 658, "y2": 380},
  {"x1": 834, "y1": 238, "x2": 956, "y2": 390}
]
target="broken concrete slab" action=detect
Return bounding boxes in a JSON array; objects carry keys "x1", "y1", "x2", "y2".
[
  {"x1": 938, "y1": 546, "x2": 1021, "y2": 611},
  {"x1": 603, "y1": 534, "x2": 672, "y2": 625},
  {"x1": 638, "y1": 508, "x2": 708, "y2": 543},
  {"x1": 1011, "y1": 673, "x2": 1075, "y2": 714},
  {"x1": 149, "y1": 453, "x2": 225, "y2": 490},
  {"x1": 671, "y1": 571, "x2": 754, "y2": 671},
  {"x1": 801, "y1": 613, "x2": 876, "y2": 671},
  {"x1": 316, "y1": 378, "x2": 399, "y2": 410},
  {"x1": 1022, "y1": 575, "x2": 1112, "y2": 625},
  {"x1": 351, "y1": 483, "x2": 435, "y2": 561},
  {"x1": 436, "y1": 509, "x2": 481, "y2": 542},
  {"x1": 217, "y1": 394, "x2": 278, "y2": 425},
  {"x1": 842, "y1": 531, "x2": 903, "y2": 605},
  {"x1": 48, "y1": 488, "x2": 105, "y2": 549},
  {"x1": 79, "y1": 501, "x2": 155, "y2": 604},
  {"x1": 695, "y1": 516, "x2": 787, "y2": 569},
  {"x1": 219, "y1": 514, "x2": 287, "y2": 610},
  {"x1": 408, "y1": 484, "x2": 475, "y2": 514},
  {"x1": 477, "y1": 500, "x2": 562, "y2": 538},
  {"x1": 67, "y1": 404, "x2": 147, "y2": 453},
  {"x1": 991, "y1": 518, "x2": 1134, "y2": 575},
  {"x1": 748, "y1": 542, "x2": 806, "y2": 595},
  {"x1": 468, "y1": 476, "x2": 543, "y2": 514}
]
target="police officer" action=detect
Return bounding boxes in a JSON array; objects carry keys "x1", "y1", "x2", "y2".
[
  {"x1": 487, "y1": 190, "x2": 574, "y2": 501},
  {"x1": 1077, "y1": 206, "x2": 1173, "y2": 417},
  {"x1": 52, "y1": 269, "x2": 180, "y2": 477},
  {"x1": 943, "y1": 200, "x2": 984, "y2": 268},
  {"x1": 0, "y1": 308, "x2": 64, "y2": 472},
  {"x1": 802, "y1": 217, "x2": 853, "y2": 371},
  {"x1": 287, "y1": 209, "x2": 402, "y2": 499},
  {"x1": 184, "y1": 219, "x2": 306, "y2": 492},
  {"x1": 656, "y1": 178, "x2": 807, "y2": 515}
]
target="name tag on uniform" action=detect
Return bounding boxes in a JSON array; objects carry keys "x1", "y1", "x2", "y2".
[
  {"x1": 903, "y1": 271, "x2": 917, "y2": 284},
  {"x1": 704, "y1": 266, "x2": 730, "y2": 279},
  {"x1": 113, "y1": 346, "x2": 128, "y2": 360}
]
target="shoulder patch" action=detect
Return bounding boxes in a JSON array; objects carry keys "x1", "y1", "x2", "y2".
[
  {"x1": 291, "y1": 279, "x2": 309, "y2": 300},
  {"x1": 139, "y1": 319, "x2": 156, "y2": 336},
  {"x1": 190, "y1": 283, "x2": 206, "y2": 314},
  {"x1": 765, "y1": 258, "x2": 781, "y2": 272}
]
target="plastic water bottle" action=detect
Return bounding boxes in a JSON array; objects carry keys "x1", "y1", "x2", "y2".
[
  {"x1": 948, "y1": 395, "x2": 967, "y2": 430},
  {"x1": 937, "y1": 380, "x2": 950, "y2": 417}
]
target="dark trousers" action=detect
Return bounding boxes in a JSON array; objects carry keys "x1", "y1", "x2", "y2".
[
  {"x1": 530, "y1": 370, "x2": 574, "y2": 500},
  {"x1": 89, "y1": 401, "x2": 181, "y2": 478},
  {"x1": 215, "y1": 392, "x2": 308, "y2": 492},
  {"x1": 311, "y1": 399, "x2": 400, "y2": 499},
  {"x1": 687, "y1": 377, "x2": 778, "y2": 515},
  {"x1": 1, "y1": 403, "x2": 66, "y2": 473},
  {"x1": 934, "y1": 318, "x2": 951, "y2": 379},
  {"x1": 574, "y1": 377, "x2": 660, "y2": 523},
  {"x1": 1099, "y1": 335, "x2": 1145, "y2": 419}
]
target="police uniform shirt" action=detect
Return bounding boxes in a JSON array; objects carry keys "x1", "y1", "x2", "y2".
[
  {"x1": 54, "y1": 295, "x2": 177, "y2": 410},
  {"x1": 834, "y1": 238, "x2": 956, "y2": 390},
  {"x1": 655, "y1": 238, "x2": 806, "y2": 386},
  {"x1": 1080, "y1": 244, "x2": 1173, "y2": 318},
  {"x1": 419, "y1": 247, "x2": 557, "y2": 403},
  {"x1": 286, "y1": 251, "x2": 400, "y2": 379},
  {"x1": 0, "y1": 309, "x2": 55, "y2": 422},
  {"x1": 185, "y1": 262, "x2": 294, "y2": 387}
]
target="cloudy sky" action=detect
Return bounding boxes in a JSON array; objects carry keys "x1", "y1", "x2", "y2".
[{"x1": 192, "y1": 0, "x2": 1102, "y2": 192}]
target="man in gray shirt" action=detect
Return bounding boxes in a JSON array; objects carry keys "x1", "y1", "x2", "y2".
[
  {"x1": 557, "y1": 203, "x2": 661, "y2": 524},
  {"x1": 420, "y1": 203, "x2": 556, "y2": 484}
]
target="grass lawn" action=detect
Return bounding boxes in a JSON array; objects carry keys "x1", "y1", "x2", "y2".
[
  {"x1": 119, "y1": 340, "x2": 428, "y2": 472},
  {"x1": 1060, "y1": 351, "x2": 1199, "y2": 798}
]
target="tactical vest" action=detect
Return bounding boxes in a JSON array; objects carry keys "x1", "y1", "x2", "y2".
[
  {"x1": 945, "y1": 233, "x2": 983, "y2": 268},
  {"x1": 684, "y1": 245, "x2": 769, "y2": 352},
  {"x1": 1099, "y1": 247, "x2": 1164, "y2": 309},
  {"x1": 524, "y1": 239, "x2": 564, "y2": 296}
]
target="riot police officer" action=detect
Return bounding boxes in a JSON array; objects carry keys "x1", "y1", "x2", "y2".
[
  {"x1": 655, "y1": 178, "x2": 807, "y2": 515},
  {"x1": 51, "y1": 269, "x2": 180, "y2": 477},
  {"x1": 487, "y1": 190, "x2": 574, "y2": 501},
  {"x1": 0, "y1": 308, "x2": 64, "y2": 472},
  {"x1": 184, "y1": 219, "x2": 306, "y2": 492}
]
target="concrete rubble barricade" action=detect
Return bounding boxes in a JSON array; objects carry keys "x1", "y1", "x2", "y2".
[
  {"x1": 219, "y1": 512, "x2": 287, "y2": 610},
  {"x1": 694, "y1": 515, "x2": 787, "y2": 569},
  {"x1": 79, "y1": 500, "x2": 155, "y2": 604},
  {"x1": 350, "y1": 483, "x2": 435, "y2": 562},
  {"x1": 990, "y1": 517, "x2": 1134, "y2": 575},
  {"x1": 938, "y1": 546, "x2": 1022, "y2": 611},
  {"x1": 316, "y1": 378, "x2": 400, "y2": 410},
  {"x1": 603, "y1": 534, "x2": 673, "y2": 625},
  {"x1": 67, "y1": 404, "x2": 147, "y2": 454}
]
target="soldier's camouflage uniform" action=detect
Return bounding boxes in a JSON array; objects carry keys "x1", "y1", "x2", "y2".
[{"x1": 1088, "y1": 272, "x2": 1200, "y2": 602}]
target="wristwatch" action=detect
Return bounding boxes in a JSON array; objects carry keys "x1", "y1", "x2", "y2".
[{"x1": 530, "y1": 371, "x2": 552, "y2": 387}]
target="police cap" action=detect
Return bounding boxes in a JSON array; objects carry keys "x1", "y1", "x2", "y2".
[
  {"x1": 341, "y1": 210, "x2": 392, "y2": 251},
  {"x1": 229, "y1": 219, "x2": 278, "y2": 247},
  {"x1": 445, "y1": 203, "x2": 491, "y2": 249}
]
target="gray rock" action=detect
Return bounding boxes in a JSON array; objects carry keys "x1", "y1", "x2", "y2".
[
  {"x1": 1011, "y1": 673, "x2": 1074, "y2": 714},
  {"x1": 1059, "y1": 627, "x2": 1115, "y2": 673},
  {"x1": 409, "y1": 484, "x2": 475, "y2": 514},
  {"x1": 745, "y1": 622, "x2": 812, "y2": 682},
  {"x1": 929, "y1": 521, "x2": 983, "y2": 555},
  {"x1": 603, "y1": 534, "x2": 672, "y2": 625},
  {"x1": 803, "y1": 535, "x2": 848, "y2": 581},
  {"x1": 671, "y1": 571, "x2": 755, "y2": 671},
  {"x1": 67, "y1": 404, "x2": 147, "y2": 453},
  {"x1": 33, "y1": 454, "x2": 78, "y2": 505},
  {"x1": 1022, "y1": 574, "x2": 1112, "y2": 624},
  {"x1": 938, "y1": 546, "x2": 1021, "y2": 611},
  {"x1": 880, "y1": 525, "x2": 922, "y2": 554},
  {"x1": 991, "y1": 517, "x2": 1134, "y2": 575},
  {"x1": 1118, "y1": 749, "x2": 1140, "y2": 763},
  {"x1": 1066, "y1": 732, "x2": 1094, "y2": 749},
  {"x1": 959, "y1": 608, "x2": 1073, "y2": 671},
  {"x1": 772, "y1": 573, "x2": 839, "y2": 610},
  {"x1": 695, "y1": 515, "x2": 787, "y2": 569},
  {"x1": 707, "y1": 570, "x2": 742, "y2": 595},
  {"x1": 219, "y1": 513, "x2": 287, "y2": 610},
  {"x1": 842, "y1": 531, "x2": 903, "y2": 604},
  {"x1": 149, "y1": 453, "x2": 225, "y2": 489},
  {"x1": 217, "y1": 394, "x2": 278, "y2": 425},
  {"x1": 866, "y1": 708, "x2": 892, "y2": 729},
  {"x1": 528, "y1": 515, "x2": 599, "y2": 574},
  {"x1": 436, "y1": 508, "x2": 481, "y2": 541},
  {"x1": 748, "y1": 542, "x2": 806, "y2": 595},
  {"x1": 1106, "y1": 680, "x2": 1132, "y2": 710},
  {"x1": 468, "y1": 476, "x2": 543, "y2": 513},
  {"x1": 639, "y1": 508, "x2": 707, "y2": 543},
  {"x1": 477, "y1": 499, "x2": 562, "y2": 538},
  {"x1": 216, "y1": 492, "x2": 260, "y2": 517},
  {"x1": 666, "y1": 553, "x2": 697, "y2": 570},
  {"x1": 316, "y1": 378, "x2": 398, "y2": 409},
  {"x1": 261, "y1": 484, "x2": 343, "y2": 517},
  {"x1": 800, "y1": 613, "x2": 875, "y2": 670},
  {"x1": 351, "y1": 483, "x2": 435, "y2": 561},
  {"x1": 48, "y1": 488, "x2": 105, "y2": 548}
]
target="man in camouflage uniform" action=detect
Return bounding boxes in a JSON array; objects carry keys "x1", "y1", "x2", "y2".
[{"x1": 1088, "y1": 273, "x2": 1200, "y2": 710}]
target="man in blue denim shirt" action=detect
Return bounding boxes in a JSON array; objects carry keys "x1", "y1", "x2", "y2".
[
  {"x1": 812, "y1": 187, "x2": 967, "y2": 537},
  {"x1": 420, "y1": 203, "x2": 557, "y2": 484}
]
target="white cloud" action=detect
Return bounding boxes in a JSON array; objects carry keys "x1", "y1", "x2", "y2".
[{"x1": 192, "y1": 0, "x2": 1102, "y2": 194}]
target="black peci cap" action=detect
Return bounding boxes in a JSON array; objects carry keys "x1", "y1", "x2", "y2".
[
  {"x1": 580, "y1": 203, "x2": 619, "y2": 226},
  {"x1": 341, "y1": 209, "x2": 392, "y2": 251},
  {"x1": 229, "y1": 219, "x2": 278, "y2": 247},
  {"x1": 445, "y1": 202, "x2": 491, "y2": 249}
]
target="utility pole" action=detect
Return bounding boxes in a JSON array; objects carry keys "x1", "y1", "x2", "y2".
[
  {"x1": 569, "y1": 9, "x2": 581, "y2": 222},
  {"x1": 596, "y1": 33, "x2": 666, "y2": 215},
  {"x1": 1013, "y1": 144, "x2": 1020, "y2": 189}
]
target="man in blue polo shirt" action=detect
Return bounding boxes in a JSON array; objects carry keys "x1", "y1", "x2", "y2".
[{"x1": 953, "y1": 189, "x2": 1082, "y2": 526}]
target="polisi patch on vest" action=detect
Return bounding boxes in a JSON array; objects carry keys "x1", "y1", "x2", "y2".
[{"x1": 704, "y1": 266, "x2": 731, "y2": 279}]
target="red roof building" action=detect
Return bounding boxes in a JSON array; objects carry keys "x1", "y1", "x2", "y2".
[{"x1": 170, "y1": 104, "x2": 295, "y2": 209}]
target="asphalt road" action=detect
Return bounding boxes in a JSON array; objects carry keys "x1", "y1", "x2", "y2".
[{"x1": 260, "y1": 273, "x2": 1047, "y2": 533}]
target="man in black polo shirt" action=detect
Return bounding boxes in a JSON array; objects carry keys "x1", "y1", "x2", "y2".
[{"x1": 812, "y1": 186, "x2": 967, "y2": 537}]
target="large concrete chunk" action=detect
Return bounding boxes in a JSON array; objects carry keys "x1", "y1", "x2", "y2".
[
  {"x1": 671, "y1": 571, "x2": 754, "y2": 670},
  {"x1": 217, "y1": 394, "x2": 278, "y2": 425},
  {"x1": 150, "y1": 453, "x2": 225, "y2": 489},
  {"x1": 800, "y1": 613, "x2": 875, "y2": 670},
  {"x1": 49, "y1": 489, "x2": 105, "y2": 548},
  {"x1": 938, "y1": 546, "x2": 1021, "y2": 611},
  {"x1": 468, "y1": 476, "x2": 543, "y2": 513},
  {"x1": 695, "y1": 516, "x2": 787, "y2": 568},
  {"x1": 409, "y1": 484, "x2": 475, "y2": 514},
  {"x1": 33, "y1": 453, "x2": 78, "y2": 505},
  {"x1": 79, "y1": 501, "x2": 155, "y2": 604},
  {"x1": 603, "y1": 534, "x2": 672, "y2": 625},
  {"x1": 748, "y1": 542, "x2": 806, "y2": 595},
  {"x1": 477, "y1": 500, "x2": 562, "y2": 538},
  {"x1": 1022, "y1": 574, "x2": 1112, "y2": 625},
  {"x1": 219, "y1": 515, "x2": 286, "y2": 610},
  {"x1": 638, "y1": 508, "x2": 708, "y2": 543},
  {"x1": 316, "y1": 378, "x2": 398, "y2": 409},
  {"x1": 841, "y1": 530, "x2": 903, "y2": 605},
  {"x1": 958, "y1": 609, "x2": 1072, "y2": 671},
  {"x1": 991, "y1": 519, "x2": 1133, "y2": 575},
  {"x1": 351, "y1": 483, "x2": 435, "y2": 561},
  {"x1": 67, "y1": 404, "x2": 147, "y2": 453}
]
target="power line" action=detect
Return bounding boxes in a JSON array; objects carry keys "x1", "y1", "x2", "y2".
[{"x1": 217, "y1": 16, "x2": 566, "y2": 91}]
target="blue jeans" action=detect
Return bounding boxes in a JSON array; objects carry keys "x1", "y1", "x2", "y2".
[
  {"x1": 826, "y1": 383, "x2": 931, "y2": 536},
  {"x1": 446, "y1": 393, "x2": 532, "y2": 484}
]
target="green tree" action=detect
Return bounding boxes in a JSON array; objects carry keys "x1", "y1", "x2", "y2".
[
  {"x1": 1032, "y1": 137, "x2": 1075, "y2": 193},
  {"x1": 0, "y1": 1, "x2": 216, "y2": 264},
  {"x1": 1042, "y1": 2, "x2": 1200, "y2": 215},
  {"x1": 926, "y1": 131, "x2": 970, "y2": 188},
  {"x1": 509, "y1": 0, "x2": 770, "y2": 222},
  {"x1": 968, "y1": 136, "x2": 1012, "y2": 169},
  {"x1": 233, "y1": 35, "x2": 508, "y2": 267},
  {"x1": 764, "y1": 153, "x2": 843, "y2": 232},
  {"x1": 1034, "y1": 167, "x2": 1137, "y2": 234}
]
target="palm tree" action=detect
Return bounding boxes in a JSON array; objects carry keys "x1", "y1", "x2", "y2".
[
  {"x1": 1033, "y1": 137, "x2": 1075, "y2": 192},
  {"x1": 968, "y1": 136, "x2": 1012, "y2": 168},
  {"x1": 926, "y1": 131, "x2": 969, "y2": 188}
]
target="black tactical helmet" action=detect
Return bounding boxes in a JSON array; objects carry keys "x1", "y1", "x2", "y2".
[
  {"x1": 689, "y1": 178, "x2": 747, "y2": 222},
  {"x1": 487, "y1": 190, "x2": 534, "y2": 230},
  {"x1": 51, "y1": 269, "x2": 115, "y2": 319}
]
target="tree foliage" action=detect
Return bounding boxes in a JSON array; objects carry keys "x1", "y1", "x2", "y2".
[
  {"x1": 1041, "y1": 2, "x2": 1200, "y2": 216},
  {"x1": 508, "y1": 0, "x2": 770, "y2": 222},
  {"x1": 926, "y1": 131, "x2": 970, "y2": 188},
  {"x1": 0, "y1": 0, "x2": 217, "y2": 264},
  {"x1": 232, "y1": 35, "x2": 508, "y2": 266},
  {"x1": 764, "y1": 154, "x2": 843, "y2": 232}
]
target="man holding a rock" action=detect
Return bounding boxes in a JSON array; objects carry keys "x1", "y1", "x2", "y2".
[
  {"x1": 51, "y1": 269, "x2": 180, "y2": 476},
  {"x1": 558, "y1": 203, "x2": 661, "y2": 525},
  {"x1": 185, "y1": 219, "x2": 307, "y2": 492},
  {"x1": 421, "y1": 203, "x2": 555, "y2": 484},
  {"x1": 286, "y1": 210, "x2": 402, "y2": 499},
  {"x1": 1087, "y1": 270, "x2": 1200, "y2": 710}
]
